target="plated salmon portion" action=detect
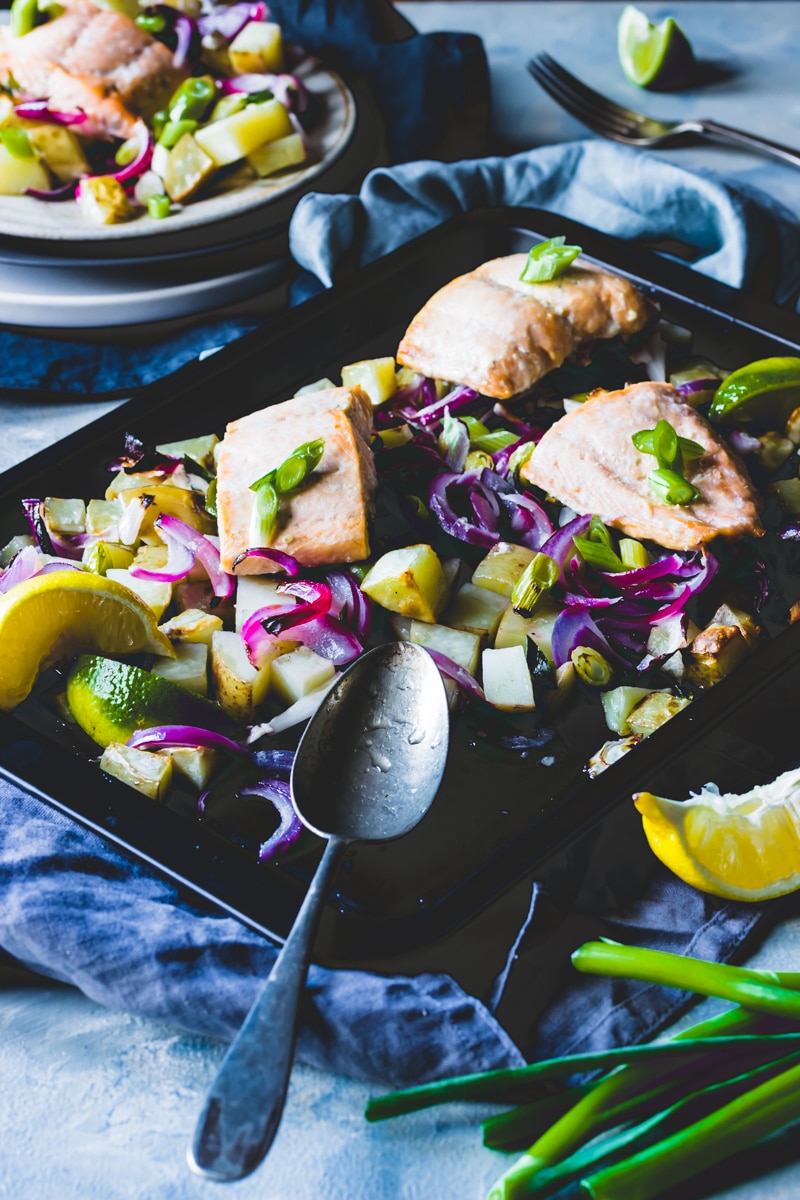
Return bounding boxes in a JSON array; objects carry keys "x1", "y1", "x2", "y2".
[
  {"x1": 396, "y1": 254, "x2": 649, "y2": 400},
  {"x1": 0, "y1": 2, "x2": 186, "y2": 138},
  {"x1": 522, "y1": 381, "x2": 764, "y2": 550},
  {"x1": 217, "y1": 386, "x2": 377, "y2": 573}
]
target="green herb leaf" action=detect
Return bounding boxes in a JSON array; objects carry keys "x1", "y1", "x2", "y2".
[{"x1": 520, "y1": 236, "x2": 582, "y2": 284}]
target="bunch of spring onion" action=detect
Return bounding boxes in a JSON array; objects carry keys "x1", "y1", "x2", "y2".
[{"x1": 366, "y1": 940, "x2": 800, "y2": 1200}]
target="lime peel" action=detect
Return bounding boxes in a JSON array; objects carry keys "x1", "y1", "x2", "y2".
[{"x1": 618, "y1": 4, "x2": 695, "y2": 91}]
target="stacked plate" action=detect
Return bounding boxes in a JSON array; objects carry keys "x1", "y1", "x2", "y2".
[{"x1": 0, "y1": 61, "x2": 383, "y2": 331}]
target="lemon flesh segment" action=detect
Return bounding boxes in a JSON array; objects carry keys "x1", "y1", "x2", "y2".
[
  {"x1": 0, "y1": 570, "x2": 174, "y2": 712},
  {"x1": 617, "y1": 4, "x2": 694, "y2": 90},
  {"x1": 635, "y1": 766, "x2": 800, "y2": 901},
  {"x1": 708, "y1": 356, "x2": 800, "y2": 430}
]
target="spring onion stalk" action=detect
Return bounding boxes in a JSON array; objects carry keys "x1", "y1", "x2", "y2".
[
  {"x1": 512, "y1": 553, "x2": 558, "y2": 616},
  {"x1": 580, "y1": 1054, "x2": 800, "y2": 1200},
  {"x1": 619, "y1": 538, "x2": 649, "y2": 570},
  {"x1": 168, "y1": 75, "x2": 216, "y2": 123},
  {"x1": 364, "y1": 1035, "x2": 800, "y2": 1123},
  {"x1": 249, "y1": 439, "x2": 325, "y2": 546},
  {"x1": 572, "y1": 940, "x2": 800, "y2": 1022},
  {"x1": 464, "y1": 450, "x2": 494, "y2": 472},
  {"x1": 632, "y1": 419, "x2": 703, "y2": 507},
  {"x1": 520, "y1": 236, "x2": 582, "y2": 284},
  {"x1": 136, "y1": 11, "x2": 166, "y2": 33},
  {"x1": 482, "y1": 1089, "x2": 591, "y2": 1152},
  {"x1": 570, "y1": 646, "x2": 613, "y2": 686},
  {"x1": 473, "y1": 430, "x2": 520, "y2": 454},
  {"x1": 10, "y1": 0, "x2": 37, "y2": 37},
  {"x1": 507, "y1": 441, "x2": 536, "y2": 479},
  {"x1": 647, "y1": 468, "x2": 700, "y2": 507}
]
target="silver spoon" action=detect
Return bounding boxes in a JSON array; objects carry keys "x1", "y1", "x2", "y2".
[{"x1": 188, "y1": 641, "x2": 449, "y2": 1182}]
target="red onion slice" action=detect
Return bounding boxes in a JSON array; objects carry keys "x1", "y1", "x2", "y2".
[
  {"x1": 152, "y1": 514, "x2": 234, "y2": 599},
  {"x1": 15, "y1": 101, "x2": 87, "y2": 126},
  {"x1": 231, "y1": 547, "x2": 300, "y2": 576},
  {"x1": 127, "y1": 725, "x2": 247, "y2": 755},
  {"x1": 423, "y1": 647, "x2": 485, "y2": 699},
  {"x1": 130, "y1": 521, "x2": 196, "y2": 583},
  {"x1": 239, "y1": 778, "x2": 303, "y2": 862},
  {"x1": 0, "y1": 545, "x2": 44, "y2": 592}
]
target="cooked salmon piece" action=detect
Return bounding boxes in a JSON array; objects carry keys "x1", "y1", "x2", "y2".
[
  {"x1": 396, "y1": 254, "x2": 649, "y2": 400},
  {"x1": 521, "y1": 381, "x2": 764, "y2": 550},
  {"x1": 0, "y1": 4, "x2": 187, "y2": 139},
  {"x1": 217, "y1": 387, "x2": 377, "y2": 573}
]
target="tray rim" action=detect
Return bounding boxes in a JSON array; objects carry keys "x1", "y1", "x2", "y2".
[{"x1": 2, "y1": 204, "x2": 800, "y2": 962}]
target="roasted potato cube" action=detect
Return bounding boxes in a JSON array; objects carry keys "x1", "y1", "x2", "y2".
[
  {"x1": 340, "y1": 358, "x2": 397, "y2": 407},
  {"x1": 248, "y1": 131, "x2": 306, "y2": 178},
  {"x1": 151, "y1": 642, "x2": 209, "y2": 695},
  {"x1": 361, "y1": 544, "x2": 447, "y2": 623},
  {"x1": 409, "y1": 620, "x2": 481, "y2": 675},
  {"x1": 43, "y1": 497, "x2": 85, "y2": 535},
  {"x1": 270, "y1": 647, "x2": 335, "y2": 707},
  {"x1": 159, "y1": 746, "x2": 218, "y2": 790},
  {"x1": 228, "y1": 20, "x2": 283, "y2": 73},
  {"x1": 685, "y1": 624, "x2": 749, "y2": 687},
  {"x1": 26, "y1": 124, "x2": 88, "y2": 182},
  {"x1": 601, "y1": 686, "x2": 654, "y2": 735},
  {"x1": 194, "y1": 99, "x2": 292, "y2": 168},
  {"x1": 163, "y1": 133, "x2": 216, "y2": 203},
  {"x1": 100, "y1": 742, "x2": 173, "y2": 801},
  {"x1": 211, "y1": 630, "x2": 270, "y2": 720},
  {"x1": 472, "y1": 542, "x2": 537, "y2": 598},
  {"x1": 482, "y1": 645, "x2": 535, "y2": 710},
  {"x1": 105, "y1": 568, "x2": 172, "y2": 622},
  {"x1": 159, "y1": 608, "x2": 224, "y2": 645},
  {"x1": 445, "y1": 582, "x2": 509, "y2": 639},
  {"x1": 0, "y1": 142, "x2": 50, "y2": 195},
  {"x1": 626, "y1": 691, "x2": 690, "y2": 737},
  {"x1": 78, "y1": 175, "x2": 134, "y2": 224}
]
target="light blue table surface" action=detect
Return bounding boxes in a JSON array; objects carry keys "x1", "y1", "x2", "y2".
[{"x1": 4, "y1": 5, "x2": 800, "y2": 1198}]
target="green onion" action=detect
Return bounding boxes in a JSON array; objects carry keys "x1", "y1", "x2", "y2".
[
  {"x1": 136, "y1": 11, "x2": 166, "y2": 33},
  {"x1": 506, "y1": 441, "x2": 536, "y2": 479},
  {"x1": 204, "y1": 478, "x2": 217, "y2": 518},
  {"x1": 248, "y1": 439, "x2": 325, "y2": 546},
  {"x1": 438, "y1": 410, "x2": 467, "y2": 466},
  {"x1": 244, "y1": 88, "x2": 275, "y2": 105},
  {"x1": 572, "y1": 940, "x2": 800, "y2": 1022},
  {"x1": 275, "y1": 453, "x2": 310, "y2": 494},
  {"x1": 482, "y1": 1088, "x2": 591, "y2": 1152},
  {"x1": 573, "y1": 535, "x2": 625, "y2": 574},
  {"x1": 571, "y1": 646, "x2": 613, "y2": 686},
  {"x1": 147, "y1": 194, "x2": 171, "y2": 220},
  {"x1": 168, "y1": 75, "x2": 217, "y2": 123},
  {"x1": 10, "y1": 0, "x2": 38, "y2": 37},
  {"x1": 472, "y1": 429, "x2": 519, "y2": 454},
  {"x1": 0, "y1": 127, "x2": 34, "y2": 160},
  {"x1": 464, "y1": 450, "x2": 494, "y2": 472},
  {"x1": 461, "y1": 416, "x2": 490, "y2": 440},
  {"x1": 150, "y1": 109, "x2": 169, "y2": 140},
  {"x1": 512, "y1": 553, "x2": 558, "y2": 616},
  {"x1": 248, "y1": 480, "x2": 279, "y2": 546},
  {"x1": 158, "y1": 118, "x2": 199, "y2": 149},
  {"x1": 619, "y1": 538, "x2": 649, "y2": 569},
  {"x1": 520, "y1": 236, "x2": 582, "y2": 284},
  {"x1": 647, "y1": 468, "x2": 700, "y2": 507}
]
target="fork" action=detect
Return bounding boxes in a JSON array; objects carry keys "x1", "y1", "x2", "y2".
[{"x1": 527, "y1": 53, "x2": 800, "y2": 170}]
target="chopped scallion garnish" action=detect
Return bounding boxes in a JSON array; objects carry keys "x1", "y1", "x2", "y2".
[
  {"x1": 471, "y1": 429, "x2": 519, "y2": 454},
  {"x1": 619, "y1": 538, "x2": 650, "y2": 570},
  {"x1": 147, "y1": 194, "x2": 171, "y2": 220},
  {"x1": 571, "y1": 645, "x2": 613, "y2": 686},
  {"x1": 512, "y1": 552, "x2": 558, "y2": 616},
  {"x1": 248, "y1": 439, "x2": 325, "y2": 546},
  {"x1": 648, "y1": 467, "x2": 700, "y2": 507},
  {"x1": 573, "y1": 534, "x2": 625, "y2": 574},
  {"x1": 632, "y1": 418, "x2": 703, "y2": 506},
  {"x1": 506, "y1": 440, "x2": 536, "y2": 479},
  {"x1": 519, "y1": 236, "x2": 582, "y2": 284}
]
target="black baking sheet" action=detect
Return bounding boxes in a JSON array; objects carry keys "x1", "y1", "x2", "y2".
[{"x1": 2, "y1": 207, "x2": 800, "y2": 986}]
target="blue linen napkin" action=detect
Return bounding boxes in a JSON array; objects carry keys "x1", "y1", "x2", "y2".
[
  {"x1": 3, "y1": 140, "x2": 800, "y2": 1082},
  {"x1": 0, "y1": 0, "x2": 488, "y2": 399}
]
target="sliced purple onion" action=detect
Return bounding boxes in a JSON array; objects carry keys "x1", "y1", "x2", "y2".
[
  {"x1": 492, "y1": 437, "x2": 526, "y2": 477},
  {"x1": 551, "y1": 606, "x2": 627, "y2": 670},
  {"x1": 326, "y1": 571, "x2": 371, "y2": 639},
  {"x1": 221, "y1": 71, "x2": 308, "y2": 114},
  {"x1": 198, "y1": 1, "x2": 268, "y2": 41},
  {"x1": 44, "y1": 530, "x2": 97, "y2": 561},
  {"x1": 259, "y1": 580, "x2": 332, "y2": 633},
  {"x1": 127, "y1": 725, "x2": 247, "y2": 755},
  {"x1": 423, "y1": 647, "x2": 485, "y2": 699},
  {"x1": 231, "y1": 547, "x2": 300, "y2": 575},
  {"x1": 240, "y1": 778, "x2": 303, "y2": 862},
  {"x1": 130, "y1": 522, "x2": 196, "y2": 584},
  {"x1": 15, "y1": 101, "x2": 88, "y2": 126},
  {"x1": 540, "y1": 514, "x2": 592, "y2": 584},
  {"x1": 172, "y1": 12, "x2": 198, "y2": 68},
  {"x1": 25, "y1": 180, "x2": 78, "y2": 201},
  {"x1": 21, "y1": 498, "x2": 55, "y2": 554},
  {"x1": 499, "y1": 492, "x2": 554, "y2": 551},
  {"x1": 727, "y1": 429, "x2": 761, "y2": 456},
  {"x1": 598, "y1": 554, "x2": 685, "y2": 590},
  {"x1": 491, "y1": 404, "x2": 545, "y2": 441},
  {"x1": 429, "y1": 473, "x2": 499, "y2": 549},
  {"x1": 0, "y1": 545, "x2": 44, "y2": 592},
  {"x1": 110, "y1": 122, "x2": 153, "y2": 185},
  {"x1": 151, "y1": 514, "x2": 234, "y2": 599},
  {"x1": 403, "y1": 384, "x2": 481, "y2": 429},
  {"x1": 675, "y1": 378, "x2": 720, "y2": 399},
  {"x1": 33, "y1": 559, "x2": 85, "y2": 577},
  {"x1": 108, "y1": 433, "x2": 145, "y2": 472},
  {"x1": 294, "y1": 615, "x2": 362, "y2": 664}
]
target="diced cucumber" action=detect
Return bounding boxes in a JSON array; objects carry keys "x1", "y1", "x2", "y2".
[
  {"x1": 228, "y1": 20, "x2": 283, "y2": 73},
  {"x1": 341, "y1": 357, "x2": 397, "y2": 407},
  {"x1": 152, "y1": 642, "x2": 209, "y2": 695},
  {"x1": 100, "y1": 742, "x2": 173, "y2": 801},
  {"x1": 248, "y1": 131, "x2": 306, "y2": 178},
  {"x1": 106, "y1": 568, "x2": 172, "y2": 621},
  {"x1": 194, "y1": 99, "x2": 292, "y2": 168},
  {"x1": 159, "y1": 607, "x2": 223, "y2": 645},
  {"x1": 270, "y1": 646, "x2": 336, "y2": 707},
  {"x1": 445, "y1": 582, "x2": 509, "y2": 639},
  {"x1": 601, "y1": 686, "x2": 653, "y2": 735},
  {"x1": 482, "y1": 645, "x2": 535, "y2": 710},
  {"x1": 361, "y1": 544, "x2": 447, "y2": 624},
  {"x1": 409, "y1": 620, "x2": 480, "y2": 675},
  {"x1": 472, "y1": 541, "x2": 537, "y2": 598}
]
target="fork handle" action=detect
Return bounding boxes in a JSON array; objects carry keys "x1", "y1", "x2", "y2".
[{"x1": 698, "y1": 120, "x2": 800, "y2": 170}]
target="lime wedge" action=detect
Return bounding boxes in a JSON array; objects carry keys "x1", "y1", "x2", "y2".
[
  {"x1": 708, "y1": 356, "x2": 800, "y2": 430},
  {"x1": 618, "y1": 5, "x2": 695, "y2": 91}
]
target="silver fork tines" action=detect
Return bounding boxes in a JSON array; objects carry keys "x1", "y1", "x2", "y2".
[{"x1": 527, "y1": 53, "x2": 800, "y2": 169}]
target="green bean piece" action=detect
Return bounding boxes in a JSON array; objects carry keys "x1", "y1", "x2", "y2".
[
  {"x1": 0, "y1": 127, "x2": 34, "y2": 160},
  {"x1": 572, "y1": 940, "x2": 800, "y2": 1022},
  {"x1": 158, "y1": 118, "x2": 199, "y2": 149},
  {"x1": 10, "y1": 0, "x2": 38, "y2": 37},
  {"x1": 147, "y1": 194, "x2": 171, "y2": 220},
  {"x1": 512, "y1": 553, "x2": 559, "y2": 617},
  {"x1": 168, "y1": 75, "x2": 217, "y2": 123}
]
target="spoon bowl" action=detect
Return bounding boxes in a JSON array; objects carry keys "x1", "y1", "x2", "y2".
[{"x1": 189, "y1": 641, "x2": 449, "y2": 1182}]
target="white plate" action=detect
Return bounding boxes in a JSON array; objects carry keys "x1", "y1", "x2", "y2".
[{"x1": 0, "y1": 57, "x2": 356, "y2": 243}]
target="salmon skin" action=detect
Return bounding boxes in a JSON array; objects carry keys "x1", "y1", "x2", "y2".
[
  {"x1": 0, "y1": 1, "x2": 187, "y2": 139},
  {"x1": 396, "y1": 254, "x2": 649, "y2": 400},
  {"x1": 522, "y1": 381, "x2": 764, "y2": 551}
]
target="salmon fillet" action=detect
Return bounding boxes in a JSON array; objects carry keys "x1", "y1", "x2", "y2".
[
  {"x1": 0, "y1": 4, "x2": 186, "y2": 139},
  {"x1": 217, "y1": 387, "x2": 377, "y2": 573},
  {"x1": 521, "y1": 381, "x2": 764, "y2": 550},
  {"x1": 396, "y1": 254, "x2": 649, "y2": 400}
]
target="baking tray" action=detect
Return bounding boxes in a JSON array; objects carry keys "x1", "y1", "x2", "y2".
[{"x1": 2, "y1": 207, "x2": 800, "y2": 992}]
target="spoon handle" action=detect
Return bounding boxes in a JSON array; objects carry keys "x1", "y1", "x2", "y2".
[{"x1": 189, "y1": 834, "x2": 348, "y2": 1181}]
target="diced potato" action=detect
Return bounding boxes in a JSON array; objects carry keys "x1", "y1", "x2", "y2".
[
  {"x1": 86, "y1": 498, "x2": 123, "y2": 538},
  {"x1": 208, "y1": 94, "x2": 246, "y2": 124},
  {"x1": 247, "y1": 131, "x2": 306, "y2": 178},
  {"x1": 160, "y1": 746, "x2": 218, "y2": 790},
  {"x1": 152, "y1": 642, "x2": 209, "y2": 695},
  {"x1": 757, "y1": 431, "x2": 795, "y2": 472},
  {"x1": 409, "y1": 620, "x2": 481, "y2": 675},
  {"x1": 0, "y1": 96, "x2": 14, "y2": 126},
  {"x1": 376, "y1": 424, "x2": 413, "y2": 451},
  {"x1": 685, "y1": 624, "x2": 749, "y2": 687},
  {"x1": 786, "y1": 407, "x2": 800, "y2": 446},
  {"x1": 626, "y1": 691, "x2": 690, "y2": 737},
  {"x1": 360, "y1": 544, "x2": 447, "y2": 623},
  {"x1": 494, "y1": 605, "x2": 539, "y2": 652},
  {"x1": 708, "y1": 603, "x2": 760, "y2": 649},
  {"x1": 645, "y1": 614, "x2": 700, "y2": 661},
  {"x1": 472, "y1": 542, "x2": 537, "y2": 598},
  {"x1": 270, "y1": 646, "x2": 336, "y2": 707},
  {"x1": 445, "y1": 582, "x2": 509, "y2": 639},
  {"x1": 42, "y1": 497, "x2": 85, "y2": 535},
  {"x1": 0, "y1": 534, "x2": 34, "y2": 567},
  {"x1": 235, "y1": 576, "x2": 285, "y2": 632},
  {"x1": 772, "y1": 477, "x2": 800, "y2": 515},
  {"x1": 587, "y1": 734, "x2": 642, "y2": 778},
  {"x1": 228, "y1": 20, "x2": 283, "y2": 73},
  {"x1": 340, "y1": 358, "x2": 397, "y2": 407},
  {"x1": 78, "y1": 175, "x2": 134, "y2": 224},
  {"x1": 601, "y1": 686, "x2": 653, "y2": 735},
  {"x1": 81, "y1": 541, "x2": 134, "y2": 575},
  {"x1": 155, "y1": 433, "x2": 219, "y2": 474},
  {"x1": 132, "y1": 543, "x2": 204, "y2": 581},
  {"x1": 194, "y1": 99, "x2": 292, "y2": 168},
  {"x1": 159, "y1": 607, "x2": 223, "y2": 645},
  {"x1": 115, "y1": 485, "x2": 215, "y2": 538},
  {"x1": 440, "y1": 555, "x2": 463, "y2": 597},
  {"x1": 100, "y1": 742, "x2": 173, "y2": 801},
  {"x1": 481, "y1": 645, "x2": 535, "y2": 710},
  {"x1": 525, "y1": 600, "x2": 562, "y2": 665},
  {"x1": 549, "y1": 661, "x2": 577, "y2": 714},
  {"x1": 211, "y1": 630, "x2": 270, "y2": 720},
  {"x1": 0, "y1": 143, "x2": 50, "y2": 195},
  {"x1": 163, "y1": 133, "x2": 216, "y2": 203},
  {"x1": 106, "y1": 568, "x2": 172, "y2": 621},
  {"x1": 26, "y1": 124, "x2": 88, "y2": 182}
]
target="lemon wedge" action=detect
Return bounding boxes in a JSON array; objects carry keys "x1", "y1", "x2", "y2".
[
  {"x1": 618, "y1": 4, "x2": 694, "y2": 91},
  {"x1": 635, "y1": 767, "x2": 800, "y2": 901},
  {"x1": 0, "y1": 570, "x2": 174, "y2": 711}
]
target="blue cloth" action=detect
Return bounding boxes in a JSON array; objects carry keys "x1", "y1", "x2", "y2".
[{"x1": 0, "y1": 0, "x2": 488, "y2": 398}]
